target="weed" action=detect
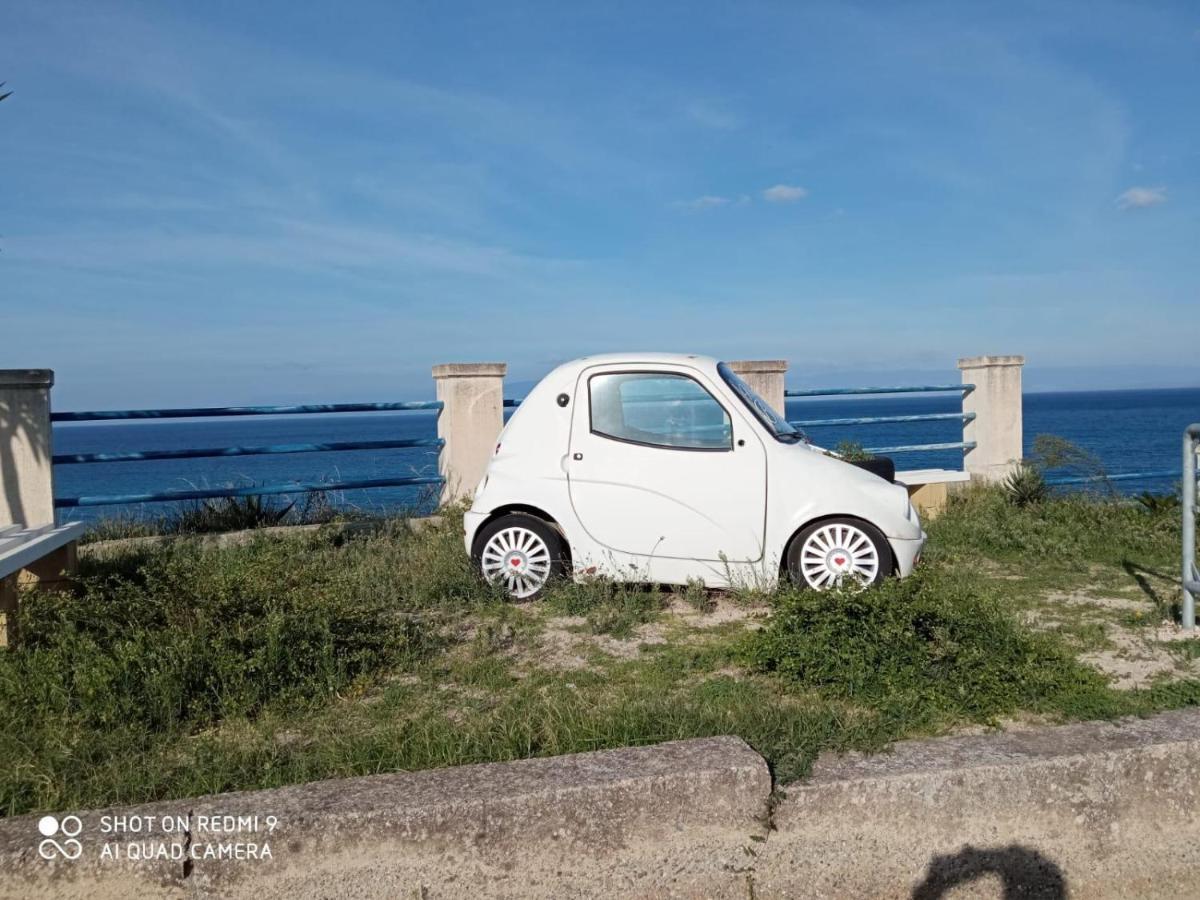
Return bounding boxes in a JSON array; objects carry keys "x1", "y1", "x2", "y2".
[
  {"x1": 829, "y1": 440, "x2": 874, "y2": 462},
  {"x1": 741, "y1": 570, "x2": 1120, "y2": 726},
  {"x1": 1002, "y1": 462, "x2": 1048, "y2": 507}
]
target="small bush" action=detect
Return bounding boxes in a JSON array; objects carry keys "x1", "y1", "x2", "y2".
[
  {"x1": 1030, "y1": 434, "x2": 1111, "y2": 494},
  {"x1": 741, "y1": 570, "x2": 1117, "y2": 724},
  {"x1": 0, "y1": 518, "x2": 487, "y2": 815},
  {"x1": 930, "y1": 485, "x2": 1179, "y2": 567},
  {"x1": 173, "y1": 495, "x2": 295, "y2": 533},
  {"x1": 830, "y1": 440, "x2": 874, "y2": 462},
  {"x1": 546, "y1": 578, "x2": 665, "y2": 638},
  {"x1": 1135, "y1": 491, "x2": 1181, "y2": 516},
  {"x1": 1002, "y1": 462, "x2": 1048, "y2": 507}
]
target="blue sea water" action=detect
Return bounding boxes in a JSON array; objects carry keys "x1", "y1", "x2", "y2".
[{"x1": 53, "y1": 387, "x2": 1200, "y2": 524}]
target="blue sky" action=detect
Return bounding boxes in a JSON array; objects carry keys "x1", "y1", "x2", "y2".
[{"x1": 3, "y1": 0, "x2": 1198, "y2": 408}]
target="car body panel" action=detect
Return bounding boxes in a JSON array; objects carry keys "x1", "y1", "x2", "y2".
[{"x1": 566, "y1": 361, "x2": 768, "y2": 563}]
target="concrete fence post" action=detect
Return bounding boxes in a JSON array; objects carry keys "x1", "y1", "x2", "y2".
[
  {"x1": 432, "y1": 363, "x2": 507, "y2": 505},
  {"x1": 957, "y1": 355, "x2": 1025, "y2": 482},
  {"x1": 726, "y1": 360, "x2": 788, "y2": 418},
  {"x1": 0, "y1": 370, "x2": 56, "y2": 528}
]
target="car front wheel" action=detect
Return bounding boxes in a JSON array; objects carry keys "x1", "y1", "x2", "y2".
[
  {"x1": 473, "y1": 513, "x2": 566, "y2": 600},
  {"x1": 787, "y1": 517, "x2": 892, "y2": 590}
]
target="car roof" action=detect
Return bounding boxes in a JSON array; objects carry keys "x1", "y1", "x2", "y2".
[{"x1": 548, "y1": 353, "x2": 721, "y2": 377}]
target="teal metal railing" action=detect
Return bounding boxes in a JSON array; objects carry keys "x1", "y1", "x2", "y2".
[
  {"x1": 50, "y1": 401, "x2": 444, "y2": 509},
  {"x1": 783, "y1": 383, "x2": 976, "y2": 457}
]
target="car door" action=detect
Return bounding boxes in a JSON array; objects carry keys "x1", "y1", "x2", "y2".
[{"x1": 567, "y1": 365, "x2": 767, "y2": 562}]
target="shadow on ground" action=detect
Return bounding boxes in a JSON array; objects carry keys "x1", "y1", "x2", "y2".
[{"x1": 911, "y1": 844, "x2": 1067, "y2": 899}]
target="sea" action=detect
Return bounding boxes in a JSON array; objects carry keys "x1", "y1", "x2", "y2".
[{"x1": 52, "y1": 387, "x2": 1200, "y2": 524}]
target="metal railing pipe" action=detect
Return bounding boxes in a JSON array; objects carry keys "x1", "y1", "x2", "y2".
[
  {"x1": 783, "y1": 384, "x2": 974, "y2": 397},
  {"x1": 791, "y1": 412, "x2": 975, "y2": 428},
  {"x1": 864, "y1": 441, "x2": 976, "y2": 454},
  {"x1": 1184, "y1": 424, "x2": 1200, "y2": 631},
  {"x1": 51, "y1": 401, "x2": 442, "y2": 422},
  {"x1": 54, "y1": 475, "x2": 445, "y2": 509},
  {"x1": 53, "y1": 438, "x2": 443, "y2": 466},
  {"x1": 1044, "y1": 470, "x2": 1183, "y2": 486}
]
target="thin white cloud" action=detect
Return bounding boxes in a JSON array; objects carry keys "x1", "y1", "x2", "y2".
[
  {"x1": 677, "y1": 195, "x2": 731, "y2": 211},
  {"x1": 762, "y1": 184, "x2": 809, "y2": 203},
  {"x1": 683, "y1": 100, "x2": 739, "y2": 130},
  {"x1": 1116, "y1": 186, "x2": 1167, "y2": 209}
]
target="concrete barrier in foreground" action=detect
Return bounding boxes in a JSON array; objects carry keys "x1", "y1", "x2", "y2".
[
  {"x1": 0, "y1": 736, "x2": 771, "y2": 899},
  {"x1": 757, "y1": 708, "x2": 1200, "y2": 898},
  {"x1": 5, "y1": 710, "x2": 1200, "y2": 898}
]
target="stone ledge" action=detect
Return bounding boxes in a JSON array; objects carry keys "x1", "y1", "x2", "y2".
[
  {"x1": 0, "y1": 736, "x2": 770, "y2": 899},
  {"x1": 957, "y1": 354, "x2": 1025, "y2": 369},
  {"x1": 431, "y1": 363, "x2": 507, "y2": 378},
  {"x1": 726, "y1": 360, "x2": 788, "y2": 373},
  {"x1": 759, "y1": 709, "x2": 1200, "y2": 898},
  {"x1": 0, "y1": 369, "x2": 54, "y2": 388}
]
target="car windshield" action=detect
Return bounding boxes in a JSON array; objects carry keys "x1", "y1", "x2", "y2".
[{"x1": 717, "y1": 362, "x2": 809, "y2": 444}]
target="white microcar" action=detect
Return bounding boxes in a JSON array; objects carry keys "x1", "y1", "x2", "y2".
[{"x1": 464, "y1": 353, "x2": 926, "y2": 599}]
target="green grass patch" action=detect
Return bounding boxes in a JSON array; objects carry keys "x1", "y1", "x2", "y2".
[
  {"x1": 742, "y1": 569, "x2": 1125, "y2": 727},
  {"x1": 3, "y1": 488, "x2": 1199, "y2": 816}
]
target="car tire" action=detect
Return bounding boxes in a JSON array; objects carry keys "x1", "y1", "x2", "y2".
[
  {"x1": 787, "y1": 517, "x2": 893, "y2": 591},
  {"x1": 472, "y1": 513, "x2": 568, "y2": 600}
]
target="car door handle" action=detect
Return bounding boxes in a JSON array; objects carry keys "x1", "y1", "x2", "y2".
[{"x1": 572, "y1": 452, "x2": 583, "y2": 461}]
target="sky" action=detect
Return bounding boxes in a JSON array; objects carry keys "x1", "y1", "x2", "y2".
[{"x1": 2, "y1": 0, "x2": 1198, "y2": 409}]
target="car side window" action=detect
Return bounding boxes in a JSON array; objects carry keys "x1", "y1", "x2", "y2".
[{"x1": 589, "y1": 372, "x2": 732, "y2": 450}]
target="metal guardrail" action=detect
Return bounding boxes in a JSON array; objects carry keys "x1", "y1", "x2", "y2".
[
  {"x1": 1184, "y1": 424, "x2": 1200, "y2": 631},
  {"x1": 53, "y1": 438, "x2": 443, "y2": 466},
  {"x1": 506, "y1": 383, "x2": 978, "y2": 457},
  {"x1": 55, "y1": 476, "x2": 445, "y2": 509},
  {"x1": 785, "y1": 384, "x2": 975, "y2": 456},
  {"x1": 1044, "y1": 470, "x2": 1184, "y2": 486},
  {"x1": 50, "y1": 401, "x2": 442, "y2": 422},
  {"x1": 783, "y1": 384, "x2": 974, "y2": 397},
  {"x1": 792, "y1": 411, "x2": 975, "y2": 428},
  {"x1": 51, "y1": 401, "x2": 444, "y2": 509}
]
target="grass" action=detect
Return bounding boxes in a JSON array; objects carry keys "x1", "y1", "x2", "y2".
[{"x1": 2, "y1": 488, "x2": 1198, "y2": 816}]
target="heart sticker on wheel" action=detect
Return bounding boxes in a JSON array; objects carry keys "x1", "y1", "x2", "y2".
[
  {"x1": 510, "y1": 559, "x2": 521, "y2": 567},
  {"x1": 834, "y1": 557, "x2": 846, "y2": 566}
]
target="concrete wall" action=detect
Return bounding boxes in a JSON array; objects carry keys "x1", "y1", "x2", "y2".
[
  {"x1": 0, "y1": 370, "x2": 56, "y2": 528},
  {"x1": 0, "y1": 737, "x2": 770, "y2": 900},
  {"x1": 758, "y1": 709, "x2": 1200, "y2": 898},
  {"x1": 5, "y1": 711, "x2": 1200, "y2": 898}
]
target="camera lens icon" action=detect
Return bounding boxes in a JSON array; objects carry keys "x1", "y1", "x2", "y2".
[{"x1": 37, "y1": 815, "x2": 82, "y2": 860}]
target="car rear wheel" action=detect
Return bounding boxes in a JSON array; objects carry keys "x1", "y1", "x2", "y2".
[
  {"x1": 787, "y1": 517, "x2": 892, "y2": 590},
  {"x1": 473, "y1": 513, "x2": 567, "y2": 600}
]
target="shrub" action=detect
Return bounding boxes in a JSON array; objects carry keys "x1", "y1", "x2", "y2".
[
  {"x1": 173, "y1": 494, "x2": 295, "y2": 533},
  {"x1": 740, "y1": 570, "x2": 1117, "y2": 724},
  {"x1": 0, "y1": 521, "x2": 473, "y2": 814},
  {"x1": 830, "y1": 440, "x2": 874, "y2": 462},
  {"x1": 1002, "y1": 462, "x2": 1048, "y2": 507},
  {"x1": 546, "y1": 577, "x2": 665, "y2": 638},
  {"x1": 929, "y1": 485, "x2": 1179, "y2": 567},
  {"x1": 1030, "y1": 434, "x2": 1111, "y2": 494},
  {"x1": 1135, "y1": 491, "x2": 1181, "y2": 515}
]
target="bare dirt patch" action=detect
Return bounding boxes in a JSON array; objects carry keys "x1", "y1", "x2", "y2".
[
  {"x1": 525, "y1": 596, "x2": 767, "y2": 672},
  {"x1": 1044, "y1": 590, "x2": 1147, "y2": 614},
  {"x1": 664, "y1": 594, "x2": 770, "y2": 628},
  {"x1": 1077, "y1": 626, "x2": 1196, "y2": 690},
  {"x1": 1031, "y1": 586, "x2": 1200, "y2": 690}
]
